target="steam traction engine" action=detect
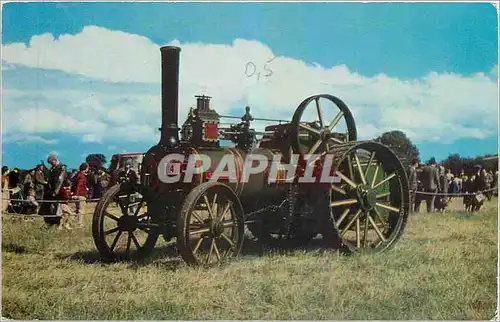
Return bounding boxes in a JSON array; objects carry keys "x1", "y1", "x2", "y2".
[{"x1": 92, "y1": 46, "x2": 410, "y2": 265}]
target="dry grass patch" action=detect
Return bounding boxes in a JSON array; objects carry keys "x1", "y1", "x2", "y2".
[{"x1": 2, "y1": 198, "x2": 498, "y2": 319}]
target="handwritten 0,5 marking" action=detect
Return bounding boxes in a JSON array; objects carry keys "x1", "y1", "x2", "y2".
[{"x1": 245, "y1": 57, "x2": 275, "y2": 80}]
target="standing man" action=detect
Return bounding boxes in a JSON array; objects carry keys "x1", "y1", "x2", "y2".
[
  {"x1": 38, "y1": 153, "x2": 68, "y2": 226},
  {"x1": 407, "y1": 159, "x2": 419, "y2": 213},
  {"x1": 34, "y1": 164, "x2": 48, "y2": 200},
  {"x1": 420, "y1": 158, "x2": 441, "y2": 213},
  {"x1": 73, "y1": 162, "x2": 90, "y2": 227}
]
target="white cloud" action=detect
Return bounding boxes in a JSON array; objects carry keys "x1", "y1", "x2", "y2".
[
  {"x1": 82, "y1": 134, "x2": 103, "y2": 143},
  {"x1": 3, "y1": 133, "x2": 59, "y2": 145},
  {"x1": 2, "y1": 25, "x2": 498, "y2": 146}
]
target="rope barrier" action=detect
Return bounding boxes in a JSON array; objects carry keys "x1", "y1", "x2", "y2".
[
  {"x1": 413, "y1": 187, "x2": 497, "y2": 197},
  {"x1": 1, "y1": 197, "x2": 101, "y2": 203}
]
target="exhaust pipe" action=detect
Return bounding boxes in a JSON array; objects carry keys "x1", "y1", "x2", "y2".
[{"x1": 159, "y1": 46, "x2": 181, "y2": 147}]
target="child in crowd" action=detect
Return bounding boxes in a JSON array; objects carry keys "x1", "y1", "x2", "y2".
[{"x1": 58, "y1": 179, "x2": 76, "y2": 230}]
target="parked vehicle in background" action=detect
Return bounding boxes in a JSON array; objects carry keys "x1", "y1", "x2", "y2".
[{"x1": 108, "y1": 152, "x2": 144, "y2": 185}]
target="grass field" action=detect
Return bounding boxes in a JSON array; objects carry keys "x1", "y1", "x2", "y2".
[{"x1": 2, "y1": 198, "x2": 498, "y2": 320}]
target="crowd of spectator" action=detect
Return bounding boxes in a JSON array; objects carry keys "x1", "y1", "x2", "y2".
[
  {"x1": 1, "y1": 153, "x2": 137, "y2": 230},
  {"x1": 407, "y1": 157, "x2": 498, "y2": 214}
]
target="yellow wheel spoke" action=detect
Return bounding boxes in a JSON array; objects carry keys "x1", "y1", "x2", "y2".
[
  {"x1": 189, "y1": 227, "x2": 210, "y2": 235},
  {"x1": 341, "y1": 209, "x2": 362, "y2": 236},
  {"x1": 373, "y1": 173, "x2": 396, "y2": 189},
  {"x1": 375, "y1": 202, "x2": 400, "y2": 213},
  {"x1": 331, "y1": 199, "x2": 358, "y2": 207},
  {"x1": 193, "y1": 236, "x2": 204, "y2": 254},
  {"x1": 331, "y1": 184, "x2": 346, "y2": 195},
  {"x1": 368, "y1": 214, "x2": 386, "y2": 242},
  {"x1": 355, "y1": 217, "x2": 361, "y2": 248},
  {"x1": 335, "y1": 208, "x2": 350, "y2": 227},
  {"x1": 362, "y1": 214, "x2": 369, "y2": 248},
  {"x1": 206, "y1": 239, "x2": 214, "y2": 264},
  {"x1": 221, "y1": 221, "x2": 236, "y2": 228},
  {"x1": 213, "y1": 239, "x2": 221, "y2": 261},
  {"x1": 371, "y1": 166, "x2": 379, "y2": 188},
  {"x1": 347, "y1": 155, "x2": 355, "y2": 183},
  {"x1": 221, "y1": 233, "x2": 236, "y2": 250},
  {"x1": 376, "y1": 192, "x2": 391, "y2": 199},
  {"x1": 309, "y1": 139, "x2": 323, "y2": 154},
  {"x1": 364, "y1": 152, "x2": 376, "y2": 179},
  {"x1": 354, "y1": 154, "x2": 366, "y2": 185},
  {"x1": 373, "y1": 208, "x2": 387, "y2": 229},
  {"x1": 203, "y1": 195, "x2": 215, "y2": 219},
  {"x1": 336, "y1": 172, "x2": 357, "y2": 189},
  {"x1": 191, "y1": 211, "x2": 204, "y2": 224},
  {"x1": 218, "y1": 202, "x2": 231, "y2": 222}
]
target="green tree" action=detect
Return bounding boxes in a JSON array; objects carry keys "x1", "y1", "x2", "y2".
[{"x1": 374, "y1": 130, "x2": 420, "y2": 166}]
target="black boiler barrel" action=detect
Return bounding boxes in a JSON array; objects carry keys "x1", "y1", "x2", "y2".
[{"x1": 160, "y1": 46, "x2": 181, "y2": 147}]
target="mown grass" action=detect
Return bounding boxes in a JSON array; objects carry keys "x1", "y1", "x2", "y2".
[{"x1": 2, "y1": 198, "x2": 498, "y2": 320}]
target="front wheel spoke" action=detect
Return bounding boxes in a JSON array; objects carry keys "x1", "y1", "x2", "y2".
[
  {"x1": 133, "y1": 201, "x2": 144, "y2": 216},
  {"x1": 299, "y1": 123, "x2": 321, "y2": 135},
  {"x1": 191, "y1": 211, "x2": 205, "y2": 224},
  {"x1": 193, "y1": 236, "x2": 204, "y2": 254},
  {"x1": 367, "y1": 214, "x2": 386, "y2": 242},
  {"x1": 221, "y1": 220, "x2": 236, "y2": 228},
  {"x1": 206, "y1": 239, "x2": 214, "y2": 264},
  {"x1": 341, "y1": 210, "x2": 362, "y2": 237},
  {"x1": 213, "y1": 239, "x2": 221, "y2": 261},
  {"x1": 328, "y1": 111, "x2": 344, "y2": 131},
  {"x1": 373, "y1": 173, "x2": 396, "y2": 189},
  {"x1": 354, "y1": 154, "x2": 367, "y2": 184},
  {"x1": 203, "y1": 195, "x2": 215, "y2": 219},
  {"x1": 104, "y1": 227, "x2": 120, "y2": 235},
  {"x1": 331, "y1": 199, "x2": 358, "y2": 207},
  {"x1": 220, "y1": 233, "x2": 236, "y2": 250},
  {"x1": 125, "y1": 234, "x2": 132, "y2": 254},
  {"x1": 105, "y1": 211, "x2": 120, "y2": 221},
  {"x1": 218, "y1": 203, "x2": 231, "y2": 222},
  {"x1": 110, "y1": 231, "x2": 123, "y2": 250},
  {"x1": 375, "y1": 202, "x2": 400, "y2": 213},
  {"x1": 189, "y1": 227, "x2": 210, "y2": 235},
  {"x1": 130, "y1": 233, "x2": 141, "y2": 249}
]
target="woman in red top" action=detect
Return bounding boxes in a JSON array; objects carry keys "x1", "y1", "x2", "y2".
[{"x1": 73, "y1": 163, "x2": 89, "y2": 227}]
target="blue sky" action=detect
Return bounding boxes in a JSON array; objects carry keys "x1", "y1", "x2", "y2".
[{"x1": 2, "y1": 2, "x2": 498, "y2": 170}]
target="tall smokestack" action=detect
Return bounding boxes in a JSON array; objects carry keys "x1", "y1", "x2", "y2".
[{"x1": 160, "y1": 46, "x2": 181, "y2": 147}]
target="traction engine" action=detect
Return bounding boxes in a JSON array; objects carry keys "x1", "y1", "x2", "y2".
[{"x1": 92, "y1": 46, "x2": 410, "y2": 265}]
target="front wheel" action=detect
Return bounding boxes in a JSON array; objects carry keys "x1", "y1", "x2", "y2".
[
  {"x1": 92, "y1": 184, "x2": 160, "y2": 262},
  {"x1": 177, "y1": 182, "x2": 245, "y2": 266}
]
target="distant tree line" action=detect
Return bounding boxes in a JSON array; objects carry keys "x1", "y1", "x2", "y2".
[{"x1": 374, "y1": 130, "x2": 498, "y2": 175}]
